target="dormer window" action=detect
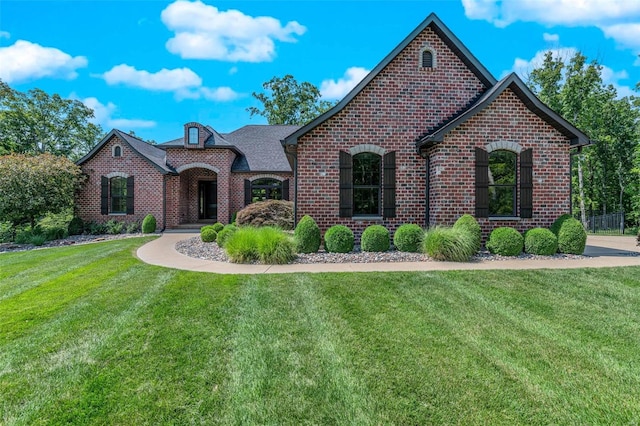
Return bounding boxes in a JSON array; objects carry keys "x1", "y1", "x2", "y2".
[
  {"x1": 421, "y1": 49, "x2": 435, "y2": 68},
  {"x1": 113, "y1": 145, "x2": 122, "y2": 157},
  {"x1": 188, "y1": 127, "x2": 199, "y2": 145}
]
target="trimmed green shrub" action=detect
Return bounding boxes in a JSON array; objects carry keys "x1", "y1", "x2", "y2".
[
  {"x1": 126, "y1": 222, "x2": 140, "y2": 233},
  {"x1": 105, "y1": 219, "x2": 124, "y2": 235},
  {"x1": 201, "y1": 228, "x2": 217, "y2": 243},
  {"x1": 217, "y1": 224, "x2": 237, "y2": 248},
  {"x1": 14, "y1": 230, "x2": 34, "y2": 245},
  {"x1": 453, "y1": 214, "x2": 482, "y2": 252},
  {"x1": 201, "y1": 225, "x2": 216, "y2": 233},
  {"x1": 393, "y1": 224, "x2": 424, "y2": 253},
  {"x1": 557, "y1": 218, "x2": 587, "y2": 254},
  {"x1": 423, "y1": 226, "x2": 476, "y2": 262},
  {"x1": 294, "y1": 215, "x2": 321, "y2": 253},
  {"x1": 324, "y1": 225, "x2": 354, "y2": 253},
  {"x1": 30, "y1": 234, "x2": 47, "y2": 246},
  {"x1": 87, "y1": 222, "x2": 107, "y2": 235},
  {"x1": 524, "y1": 228, "x2": 558, "y2": 255},
  {"x1": 225, "y1": 226, "x2": 295, "y2": 264},
  {"x1": 212, "y1": 222, "x2": 224, "y2": 233},
  {"x1": 486, "y1": 227, "x2": 523, "y2": 256},
  {"x1": 550, "y1": 214, "x2": 573, "y2": 236},
  {"x1": 44, "y1": 226, "x2": 67, "y2": 241},
  {"x1": 236, "y1": 200, "x2": 294, "y2": 230},
  {"x1": 68, "y1": 217, "x2": 84, "y2": 236},
  {"x1": 361, "y1": 225, "x2": 390, "y2": 252},
  {"x1": 142, "y1": 214, "x2": 156, "y2": 234}
]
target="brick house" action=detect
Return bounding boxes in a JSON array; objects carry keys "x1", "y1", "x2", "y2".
[{"x1": 77, "y1": 13, "x2": 589, "y2": 238}]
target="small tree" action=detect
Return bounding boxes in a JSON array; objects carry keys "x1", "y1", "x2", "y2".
[{"x1": 0, "y1": 154, "x2": 85, "y2": 228}]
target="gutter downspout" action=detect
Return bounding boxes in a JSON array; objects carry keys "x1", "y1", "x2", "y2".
[
  {"x1": 425, "y1": 155, "x2": 430, "y2": 229},
  {"x1": 162, "y1": 175, "x2": 167, "y2": 231}
]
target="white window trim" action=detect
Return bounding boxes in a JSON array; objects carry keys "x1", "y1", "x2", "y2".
[
  {"x1": 419, "y1": 46, "x2": 436, "y2": 69},
  {"x1": 486, "y1": 141, "x2": 522, "y2": 154},
  {"x1": 105, "y1": 171, "x2": 129, "y2": 179},
  {"x1": 112, "y1": 144, "x2": 123, "y2": 157},
  {"x1": 348, "y1": 144, "x2": 386, "y2": 156}
]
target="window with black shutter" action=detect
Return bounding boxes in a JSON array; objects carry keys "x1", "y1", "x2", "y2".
[{"x1": 102, "y1": 175, "x2": 134, "y2": 215}]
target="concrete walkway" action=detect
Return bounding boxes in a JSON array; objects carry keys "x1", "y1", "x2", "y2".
[{"x1": 136, "y1": 232, "x2": 640, "y2": 274}]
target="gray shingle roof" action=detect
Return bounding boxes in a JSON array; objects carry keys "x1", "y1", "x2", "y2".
[{"x1": 225, "y1": 125, "x2": 299, "y2": 172}]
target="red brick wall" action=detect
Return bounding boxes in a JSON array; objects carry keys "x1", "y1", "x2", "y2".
[
  {"x1": 76, "y1": 135, "x2": 165, "y2": 227},
  {"x1": 296, "y1": 25, "x2": 486, "y2": 241},
  {"x1": 428, "y1": 89, "x2": 570, "y2": 239}
]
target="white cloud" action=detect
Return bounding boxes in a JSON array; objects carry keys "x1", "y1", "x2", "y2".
[
  {"x1": 161, "y1": 0, "x2": 306, "y2": 62},
  {"x1": 175, "y1": 86, "x2": 240, "y2": 102},
  {"x1": 600, "y1": 65, "x2": 636, "y2": 98},
  {"x1": 101, "y1": 64, "x2": 202, "y2": 91},
  {"x1": 506, "y1": 47, "x2": 578, "y2": 78},
  {"x1": 75, "y1": 95, "x2": 156, "y2": 129},
  {"x1": 601, "y1": 23, "x2": 640, "y2": 50},
  {"x1": 228, "y1": 66, "x2": 238, "y2": 75},
  {"x1": 320, "y1": 67, "x2": 370, "y2": 100},
  {"x1": 0, "y1": 31, "x2": 9, "y2": 39},
  {"x1": 543, "y1": 32, "x2": 559, "y2": 42},
  {"x1": 0, "y1": 40, "x2": 87, "y2": 83}
]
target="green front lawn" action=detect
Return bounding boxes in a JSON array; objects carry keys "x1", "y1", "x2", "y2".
[{"x1": 1, "y1": 238, "x2": 640, "y2": 424}]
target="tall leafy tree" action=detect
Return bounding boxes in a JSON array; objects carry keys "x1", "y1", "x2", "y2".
[
  {"x1": 0, "y1": 80, "x2": 102, "y2": 160},
  {"x1": 247, "y1": 75, "x2": 334, "y2": 125}
]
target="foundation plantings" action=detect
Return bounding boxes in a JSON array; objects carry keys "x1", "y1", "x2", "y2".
[
  {"x1": 422, "y1": 226, "x2": 476, "y2": 262},
  {"x1": 224, "y1": 226, "x2": 295, "y2": 264},
  {"x1": 324, "y1": 225, "x2": 355, "y2": 254},
  {"x1": 361, "y1": 225, "x2": 390, "y2": 252},
  {"x1": 294, "y1": 215, "x2": 321, "y2": 254},
  {"x1": 557, "y1": 218, "x2": 587, "y2": 254},
  {"x1": 524, "y1": 228, "x2": 558, "y2": 255},
  {"x1": 393, "y1": 224, "x2": 424, "y2": 253},
  {"x1": 486, "y1": 227, "x2": 523, "y2": 256}
]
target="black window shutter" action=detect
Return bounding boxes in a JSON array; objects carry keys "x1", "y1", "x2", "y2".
[
  {"x1": 339, "y1": 151, "x2": 353, "y2": 218},
  {"x1": 383, "y1": 151, "x2": 396, "y2": 218},
  {"x1": 244, "y1": 179, "x2": 251, "y2": 206},
  {"x1": 282, "y1": 179, "x2": 289, "y2": 201},
  {"x1": 475, "y1": 147, "x2": 489, "y2": 218},
  {"x1": 101, "y1": 176, "x2": 108, "y2": 215},
  {"x1": 126, "y1": 176, "x2": 134, "y2": 215},
  {"x1": 520, "y1": 148, "x2": 533, "y2": 218}
]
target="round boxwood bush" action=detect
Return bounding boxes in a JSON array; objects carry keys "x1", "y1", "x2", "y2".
[
  {"x1": 217, "y1": 224, "x2": 237, "y2": 248},
  {"x1": 212, "y1": 222, "x2": 224, "y2": 233},
  {"x1": 486, "y1": 227, "x2": 523, "y2": 256},
  {"x1": 422, "y1": 226, "x2": 476, "y2": 262},
  {"x1": 142, "y1": 214, "x2": 156, "y2": 234},
  {"x1": 557, "y1": 218, "x2": 587, "y2": 254},
  {"x1": 393, "y1": 224, "x2": 423, "y2": 253},
  {"x1": 524, "y1": 228, "x2": 558, "y2": 255},
  {"x1": 361, "y1": 224, "x2": 390, "y2": 252},
  {"x1": 294, "y1": 215, "x2": 321, "y2": 253},
  {"x1": 201, "y1": 228, "x2": 217, "y2": 243},
  {"x1": 453, "y1": 214, "x2": 482, "y2": 252},
  {"x1": 67, "y1": 217, "x2": 84, "y2": 236},
  {"x1": 324, "y1": 225, "x2": 354, "y2": 253},
  {"x1": 550, "y1": 214, "x2": 573, "y2": 236}
]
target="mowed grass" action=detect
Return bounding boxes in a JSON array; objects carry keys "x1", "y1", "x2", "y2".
[{"x1": 1, "y1": 238, "x2": 640, "y2": 424}]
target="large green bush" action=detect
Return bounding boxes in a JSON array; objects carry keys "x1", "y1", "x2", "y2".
[
  {"x1": 294, "y1": 215, "x2": 321, "y2": 253},
  {"x1": 105, "y1": 219, "x2": 124, "y2": 235},
  {"x1": 393, "y1": 224, "x2": 424, "y2": 253},
  {"x1": 453, "y1": 214, "x2": 482, "y2": 252},
  {"x1": 423, "y1": 226, "x2": 476, "y2": 262},
  {"x1": 557, "y1": 218, "x2": 587, "y2": 254},
  {"x1": 225, "y1": 226, "x2": 295, "y2": 264},
  {"x1": 550, "y1": 214, "x2": 573, "y2": 236},
  {"x1": 217, "y1": 224, "x2": 237, "y2": 248},
  {"x1": 201, "y1": 228, "x2": 217, "y2": 243},
  {"x1": 524, "y1": 228, "x2": 558, "y2": 255},
  {"x1": 486, "y1": 227, "x2": 523, "y2": 256},
  {"x1": 324, "y1": 225, "x2": 354, "y2": 253},
  {"x1": 67, "y1": 217, "x2": 84, "y2": 236},
  {"x1": 142, "y1": 214, "x2": 156, "y2": 234},
  {"x1": 361, "y1": 225, "x2": 390, "y2": 252}
]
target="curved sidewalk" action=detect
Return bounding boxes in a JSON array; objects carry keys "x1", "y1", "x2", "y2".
[{"x1": 136, "y1": 232, "x2": 640, "y2": 274}]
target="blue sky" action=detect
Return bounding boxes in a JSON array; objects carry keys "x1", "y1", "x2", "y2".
[{"x1": 1, "y1": 0, "x2": 639, "y2": 143}]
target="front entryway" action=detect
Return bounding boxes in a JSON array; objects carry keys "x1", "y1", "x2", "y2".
[{"x1": 198, "y1": 181, "x2": 217, "y2": 220}]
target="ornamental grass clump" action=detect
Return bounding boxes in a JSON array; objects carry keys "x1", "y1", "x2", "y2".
[
  {"x1": 422, "y1": 226, "x2": 476, "y2": 262},
  {"x1": 294, "y1": 215, "x2": 321, "y2": 253},
  {"x1": 142, "y1": 214, "x2": 156, "y2": 234},
  {"x1": 225, "y1": 226, "x2": 295, "y2": 264},
  {"x1": 393, "y1": 224, "x2": 424, "y2": 253},
  {"x1": 524, "y1": 228, "x2": 558, "y2": 255},
  {"x1": 361, "y1": 224, "x2": 390, "y2": 252},
  {"x1": 216, "y1": 224, "x2": 237, "y2": 248},
  {"x1": 200, "y1": 227, "x2": 217, "y2": 243},
  {"x1": 486, "y1": 227, "x2": 523, "y2": 256},
  {"x1": 324, "y1": 225, "x2": 354, "y2": 253},
  {"x1": 453, "y1": 214, "x2": 482, "y2": 252},
  {"x1": 557, "y1": 218, "x2": 587, "y2": 254}
]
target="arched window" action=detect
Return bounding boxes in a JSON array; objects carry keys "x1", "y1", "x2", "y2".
[
  {"x1": 113, "y1": 145, "x2": 122, "y2": 157},
  {"x1": 421, "y1": 50, "x2": 434, "y2": 68},
  {"x1": 251, "y1": 178, "x2": 282, "y2": 202},
  {"x1": 353, "y1": 152, "x2": 381, "y2": 216},
  {"x1": 110, "y1": 177, "x2": 127, "y2": 214},
  {"x1": 488, "y1": 150, "x2": 517, "y2": 216}
]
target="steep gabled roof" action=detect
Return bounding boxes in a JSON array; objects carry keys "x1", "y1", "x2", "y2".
[
  {"x1": 226, "y1": 125, "x2": 299, "y2": 172},
  {"x1": 77, "y1": 129, "x2": 176, "y2": 174},
  {"x1": 283, "y1": 13, "x2": 496, "y2": 146},
  {"x1": 416, "y1": 73, "x2": 591, "y2": 150}
]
